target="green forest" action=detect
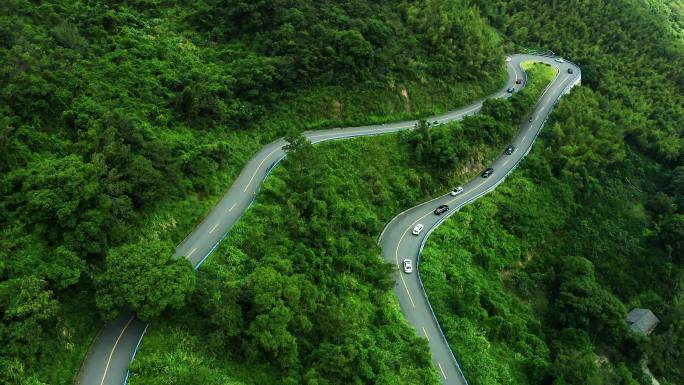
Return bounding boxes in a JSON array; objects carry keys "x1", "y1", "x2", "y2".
[
  {"x1": 126, "y1": 62, "x2": 554, "y2": 385},
  {"x1": 0, "y1": 0, "x2": 683, "y2": 384},
  {"x1": 0, "y1": 0, "x2": 505, "y2": 383},
  {"x1": 419, "y1": 1, "x2": 684, "y2": 384}
]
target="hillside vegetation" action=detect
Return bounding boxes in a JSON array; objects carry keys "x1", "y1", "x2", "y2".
[
  {"x1": 0, "y1": 0, "x2": 682, "y2": 384},
  {"x1": 127, "y1": 65, "x2": 552, "y2": 384},
  {"x1": 0, "y1": 0, "x2": 505, "y2": 383},
  {"x1": 421, "y1": 1, "x2": 684, "y2": 384}
]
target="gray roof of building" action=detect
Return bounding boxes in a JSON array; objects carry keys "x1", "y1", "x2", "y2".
[{"x1": 626, "y1": 308, "x2": 660, "y2": 336}]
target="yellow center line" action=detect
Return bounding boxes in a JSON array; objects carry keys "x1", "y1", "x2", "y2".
[
  {"x1": 243, "y1": 146, "x2": 282, "y2": 192},
  {"x1": 100, "y1": 315, "x2": 135, "y2": 385},
  {"x1": 414, "y1": 208, "x2": 436, "y2": 226},
  {"x1": 447, "y1": 180, "x2": 487, "y2": 206},
  {"x1": 209, "y1": 223, "x2": 219, "y2": 234},
  {"x1": 309, "y1": 130, "x2": 364, "y2": 139},
  {"x1": 228, "y1": 202, "x2": 237, "y2": 212},
  {"x1": 428, "y1": 67, "x2": 566, "y2": 219},
  {"x1": 394, "y1": 207, "x2": 438, "y2": 308},
  {"x1": 308, "y1": 103, "x2": 480, "y2": 141},
  {"x1": 438, "y1": 362, "x2": 447, "y2": 379},
  {"x1": 390, "y1": 63, "x2": 566, "y2": 366},
  {"x1": 395, "y1": 229, "x2": 416, "y2": 308},
  {"x1": 187, "y1": 247, "x2": 197, "y2": 257},
  {"x1": 459, "y1": 105, "x2": 480, "y2": 115},
  {"x1": 308, "y1": 124, "x2": 414, "y2": 139}
]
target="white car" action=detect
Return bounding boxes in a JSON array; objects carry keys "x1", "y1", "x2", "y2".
[
  {"x1": 505, "y1": 56, "x2": 511, "y2": 62},
  {"x1": 412, "y1": 224, "x2": 424, "y2": 235},
  {"x1": 450, "y1": 186, "x2": 464, "y2": 196},
  {"x1": 554, "y1": 58, "x2": 564, "y2": 63},
  {"x1": 403, "y1": 259, "x2": 413, "y2": 273}
]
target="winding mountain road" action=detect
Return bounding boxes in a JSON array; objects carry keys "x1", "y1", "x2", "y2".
[
  {"x1": 379, "y1": 54, "x2": 580, "y2": 384},
  {"x1": 76, "y1": 54, "x2": 580, "y2": 385}
]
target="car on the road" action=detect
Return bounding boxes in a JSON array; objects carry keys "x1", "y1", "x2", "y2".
[
  {"x1": 505, "y1": 56, "x2": 511, "y2": 62},
  {"x1": 529, "y1": 117, "x2": 534, "y2": 122},
  {"x1": 403, "y1": 259, "x2": 413, "y2": 273},
  {"x1": 567, "y1": 68, "x2": 574, "y2": 74},
  {"x1": 515, "y1": 79, "x2": 522, "y2": 84},
  {"x1": 481, "y1": 167, "x2": 494, "y2": 178},
  {"x1": 434, "y1": 205, "x2": 449, "y2": 215},
  {"x1": 504, "y1": 146, "x2": 515, "y2": 155},
  {"x1": 506, "y1": 87, "x2": 515, "y2": 93},
  {"x1": 450, "y1": 186, "x2": 464, "y2": 196},
  {"x1": 554, "y1": 58, "x2": 565, "y2": 63},
  {"x1": 412, "y1": 224, "x2": 424, "y2": 235}
]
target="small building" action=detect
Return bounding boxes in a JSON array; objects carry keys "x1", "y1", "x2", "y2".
[{"x1": 626, "y1": 308, "x2": 659, "y2": 336}]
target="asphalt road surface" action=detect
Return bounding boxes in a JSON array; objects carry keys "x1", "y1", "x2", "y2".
[{"x1": 76, "y1": 54, "x2": 580, "y2": 385}]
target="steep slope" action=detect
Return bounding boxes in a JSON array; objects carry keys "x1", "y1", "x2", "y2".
[
  {"x1": 0, "y1": 1, "x2": 505, "y2": 383},
  {"x1": 420, "y1": 1, "x2": 684, "y2": 384}
]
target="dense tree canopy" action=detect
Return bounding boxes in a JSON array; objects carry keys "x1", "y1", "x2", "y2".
[
  {"x1": 95, "y1": 239, "x2": 196, "y2": 320},
  {"x1": 0, "y1": 0, "x2": 504, "y2": 381},
  {"x1": 129, "y1": 134, "x2": 448, "y2": 384},
  {"x1": 1, "y1": 0, "x2": 683, "y2": 383},
  {"x1": 419, "y1": 1, "x2": 684, "y2": 383}
]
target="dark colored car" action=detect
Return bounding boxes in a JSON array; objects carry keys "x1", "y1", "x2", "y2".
[
  {"x1": 481, "y1": 167, "x2": 494, "y2": 178},
  {"x1": 567, "y1": 68, "x2": 574, "y2": 74},
  {"x1": 504, "y1": 146, "x2": 515, "y2": 155},
  {"x1": 515, "y1": 79, "x2": 522, "y2": 84},
  {"x1": 506, "y1": 87, "x2": 515, "y2": 93},
  {"x1": 434, "y1": 205, "x2": 449, "y2": 215}
]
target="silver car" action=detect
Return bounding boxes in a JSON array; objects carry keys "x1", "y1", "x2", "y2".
[{"x1": 450, "y1": 186, "x2": 464, "y2": 196}]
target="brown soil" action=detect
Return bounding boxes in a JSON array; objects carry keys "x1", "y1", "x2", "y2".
[
  {"x1": 333, "y1": 99, "x2": 343, "y2": 120},
  {"x1": 401, "y1": 88, "x2": 411, "y2": 113}
]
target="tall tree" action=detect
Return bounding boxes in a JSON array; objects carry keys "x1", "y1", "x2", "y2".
[
  {"x1": 95, "y1": 239, "x2": 196, "y2": 320},
  {"x1": 0, "y1": 277, "x2": 58, "y2": 363}
]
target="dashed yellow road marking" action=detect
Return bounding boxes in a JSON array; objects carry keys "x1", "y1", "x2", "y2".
[
  {"x1": 209, "y1": 223, "x2": 219, "y2": 234},
  {"x1": 188, "y1": 247, "x2": 197, "y2": 257}
]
